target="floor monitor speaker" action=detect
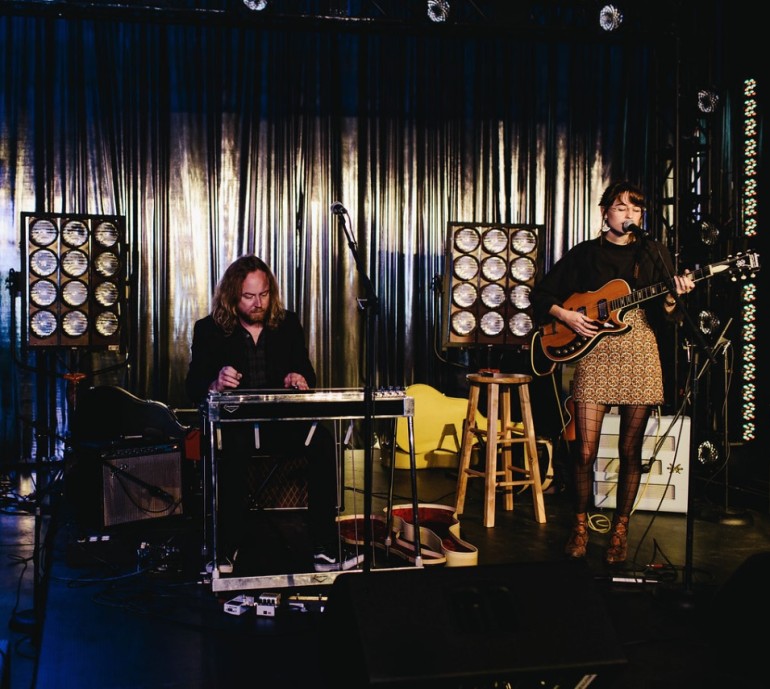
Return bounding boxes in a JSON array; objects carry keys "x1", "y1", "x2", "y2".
[
  {"x1": 710, "y1": 551, "x2": 770, "y2": 684},
  {"x1": 322, "y1": 560, "x2": 626, "y2": 688}
]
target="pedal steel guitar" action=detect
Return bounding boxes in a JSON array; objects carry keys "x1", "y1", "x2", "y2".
[
  {"x1": 206, "y1": 387, "x2": 413, "y2": 422},
  {"x1": 202, "y1": 387, "x2": 419, "y2": 592}
]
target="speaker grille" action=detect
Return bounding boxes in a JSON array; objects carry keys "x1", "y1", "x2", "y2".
[
  {"x1": 101, "y1": 445, "x2": 183, "y2": 526},
  {"x1": 245, "y1": 455, "x2": 308, "y2": 510}
]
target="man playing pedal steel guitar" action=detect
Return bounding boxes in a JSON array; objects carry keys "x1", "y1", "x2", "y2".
[
  {"x1": 530, "y1": 181, "x2": 695, "y2": 566},
  {"x1": 186, "y1": 254, "x2": 363, "y2": 573}
]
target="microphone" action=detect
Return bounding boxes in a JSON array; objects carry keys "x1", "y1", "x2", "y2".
[
  {"x1": 622, "y1": 220, "x2": 647, "y2": 238},
  {"x1": 330, "y1": 202, "x2": 347, "y2": 215}
]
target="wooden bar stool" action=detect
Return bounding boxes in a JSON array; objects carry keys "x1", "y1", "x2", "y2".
[{"x1": 454, "y1": 372, "x2": 547, "y2": 528}]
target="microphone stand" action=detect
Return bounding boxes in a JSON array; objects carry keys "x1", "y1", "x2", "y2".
[
  {"x1": 659, "y1": 276, "x2": 717, "y2": 611},
  {"x1": 696, "y1": 322, "x2": 751, "y2": 527},
  {"x1": 333, "y1": 206, "x2": 380, "y2": 573},
  {"x1": 333, "y1": 204, "x2": 422, "y2": 572},
  {"x1": 632, "y1": 232, "x2": 718, "y2": 610}
]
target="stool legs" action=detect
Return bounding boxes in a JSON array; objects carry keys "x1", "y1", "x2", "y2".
[
  {"x1": 482, "y1": 381, "x2": 500, "y2": 528},
  {"x1": 500, "y1": 386, "x2": 515, "y2": 513},
  {"x1": 454, "y1": 374, "x2": 547, "y2": 528},
  {"x1": 454, "y1": 384, "x2": 479, "y2": 520},
  {"x1": 518, "y1": 383, "x2": 546, "y2": 523}
]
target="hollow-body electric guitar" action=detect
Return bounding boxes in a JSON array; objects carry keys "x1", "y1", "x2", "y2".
[{"x1": 531, "y1": 250, "x2": 759, "y2": 369}]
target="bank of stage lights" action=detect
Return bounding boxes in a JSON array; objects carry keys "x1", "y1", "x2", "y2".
[
  {"x1": 444, "y1": 222, "x2": 543, "y2": 348},
  {"x1": 22, "y1": 212, "x2": 127, "y2": 349}
]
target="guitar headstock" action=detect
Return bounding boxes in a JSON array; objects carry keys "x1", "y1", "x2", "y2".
[
  {"x1": 728, "y1": 250, "x2": 760, "y2": 280},
  {"x1": 711, "y1": 250, "x2": 761, "y2": 281}
]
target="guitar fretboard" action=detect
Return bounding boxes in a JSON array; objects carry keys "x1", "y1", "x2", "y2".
[{"x1": 613, "y1": 262, "x2": 728, "y2": 312}]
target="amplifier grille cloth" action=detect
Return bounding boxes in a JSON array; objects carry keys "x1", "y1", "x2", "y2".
[
  {"x1": 101, "y1": 448, "x2": 183, "y2": 526},
  {"x1": 245, "y1": 455, "x2": 308, "y2": 510}
]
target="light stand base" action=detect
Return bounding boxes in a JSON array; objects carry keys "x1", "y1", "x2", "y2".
[
  {"x1": 653, "y1": 582, "x2": 715, "y2": 614},
  {"x1": 696, "y1": 501, "x2": 754, "y2": 527},
  {"x1": 717, "y1": 507, "x2": 753, "y2": 527}
]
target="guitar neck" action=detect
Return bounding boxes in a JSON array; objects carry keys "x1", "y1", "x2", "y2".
[{"x1": 618, "y1": 263, "x2": 719, "y2": 312}]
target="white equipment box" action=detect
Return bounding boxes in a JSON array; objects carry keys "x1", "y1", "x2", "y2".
[{"x1": 593, "y1": 414, "x2": 690, "y2": 513}]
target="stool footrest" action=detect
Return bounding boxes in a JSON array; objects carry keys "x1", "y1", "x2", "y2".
[
  {"x1": 464, "y1": 468, "x2": 534, "y2": 479},
  {"x1": 464, "y1": 470, "x2": 536, "y2": 487},
  {"x1": 471, "y1": 432, "x2": 535, "y2": 445}
]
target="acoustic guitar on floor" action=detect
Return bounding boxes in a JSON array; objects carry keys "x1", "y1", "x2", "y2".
[{"x1": 530, "y1": 250, "x2": 760, "y2": 374}]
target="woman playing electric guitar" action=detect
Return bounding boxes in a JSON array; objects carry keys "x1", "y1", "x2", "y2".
[{"x1": 530, "y1": 180, "x2": 696, "y2": 566}]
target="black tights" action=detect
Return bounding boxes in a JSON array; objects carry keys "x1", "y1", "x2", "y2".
[{"x1": 571, "y1": 402, "x2": 652, "y2": 517}]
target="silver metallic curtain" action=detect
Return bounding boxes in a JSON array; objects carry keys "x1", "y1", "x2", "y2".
[{"x1": 1, "y1": 14, "x2": 668, "y2": 461}]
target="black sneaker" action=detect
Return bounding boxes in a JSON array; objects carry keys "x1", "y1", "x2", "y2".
[{"x1": 313, "y1": 546, "x2": 364, "y2": 572}]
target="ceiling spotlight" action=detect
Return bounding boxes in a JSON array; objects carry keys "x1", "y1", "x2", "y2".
[
  {"x1": 243, "y1": 0, "x2": 268, "y2": 10},
  {"x1": 427, "y1": 0, "x2": 450, "y2": 23},
  {"x1": 698, "y1": 309, "x2": 721, "y2": 337},
  {"x1": 698, "y1": 219, "x2": 720, "y2": 246},
  {"x1": 599, "y1": 4, "x2": 623, "y2": 31},
  {"x1": 697, "y1": 88, "x2": 720, "y2": 114},
  {"x1": 697, "y1": 439, "x2": 720, "y2": 467}
]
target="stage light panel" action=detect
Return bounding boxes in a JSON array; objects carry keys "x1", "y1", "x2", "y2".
[
  {"x1": 22, "y1": 212, "x2": 127, "y2": 349},
  {"x1": 444, "y1": 222, "x2": 543, "y2": 348}
]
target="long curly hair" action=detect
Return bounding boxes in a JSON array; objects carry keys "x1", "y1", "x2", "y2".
[{"x1": 211, "y1": 255, "x2": 285, "y2": 335}]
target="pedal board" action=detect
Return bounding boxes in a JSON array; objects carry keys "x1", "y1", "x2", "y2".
[{"x1": 66, "y1": 533, "x2": 135, "y2": 567}]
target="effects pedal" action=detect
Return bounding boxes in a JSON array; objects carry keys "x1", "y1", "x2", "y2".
[
  {"x1": 224, "y1": 594, "x2": 254, "y2": 616},
  {"x1": 256, "y1": 592, "x2": 281, "y2": 617}
]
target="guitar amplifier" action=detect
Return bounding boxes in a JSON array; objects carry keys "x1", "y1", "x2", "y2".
[
  {"x1": 593, "y1": 414, "x2": 690, "y2": 514},
  {"x1": 69, "y1": 441, "x2": 184, "y2": 528},
  {"x1": 101, "y1": 443, "x2": 184, "y2": 526}
]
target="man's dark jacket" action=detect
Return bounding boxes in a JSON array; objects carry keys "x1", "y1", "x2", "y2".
[{"x1": 185, "y1": 310, "x2": 316, "y2": 406}]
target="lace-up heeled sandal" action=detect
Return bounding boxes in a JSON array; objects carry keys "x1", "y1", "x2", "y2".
[
  {"x1": 565, "y1": 513, "x2": 589, "y2": 558},
  {"x1": 605, "y1": 515, "x2": 629, "y2": 564}
]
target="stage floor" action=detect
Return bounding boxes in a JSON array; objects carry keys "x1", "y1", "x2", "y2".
[{"x1": 2, "y1": 451, "x2": 770, "y2": 689}]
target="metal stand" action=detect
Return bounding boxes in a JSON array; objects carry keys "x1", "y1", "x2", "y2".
[
  {"x1": 658, "y1": 327, "x2": 719, "y2": 610},
  {"x1": 9, "y1": 347, "x2": 70, "y2": 639},
  {"x1": 333, "y1": 203, "x2": 422, "y2": 571},
  {"x1": 697, "y1": 325, "x2": 752, "y2": 527},
  {"x1": 9, "y1": 458, "x2": 63, "y2": 642}
]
